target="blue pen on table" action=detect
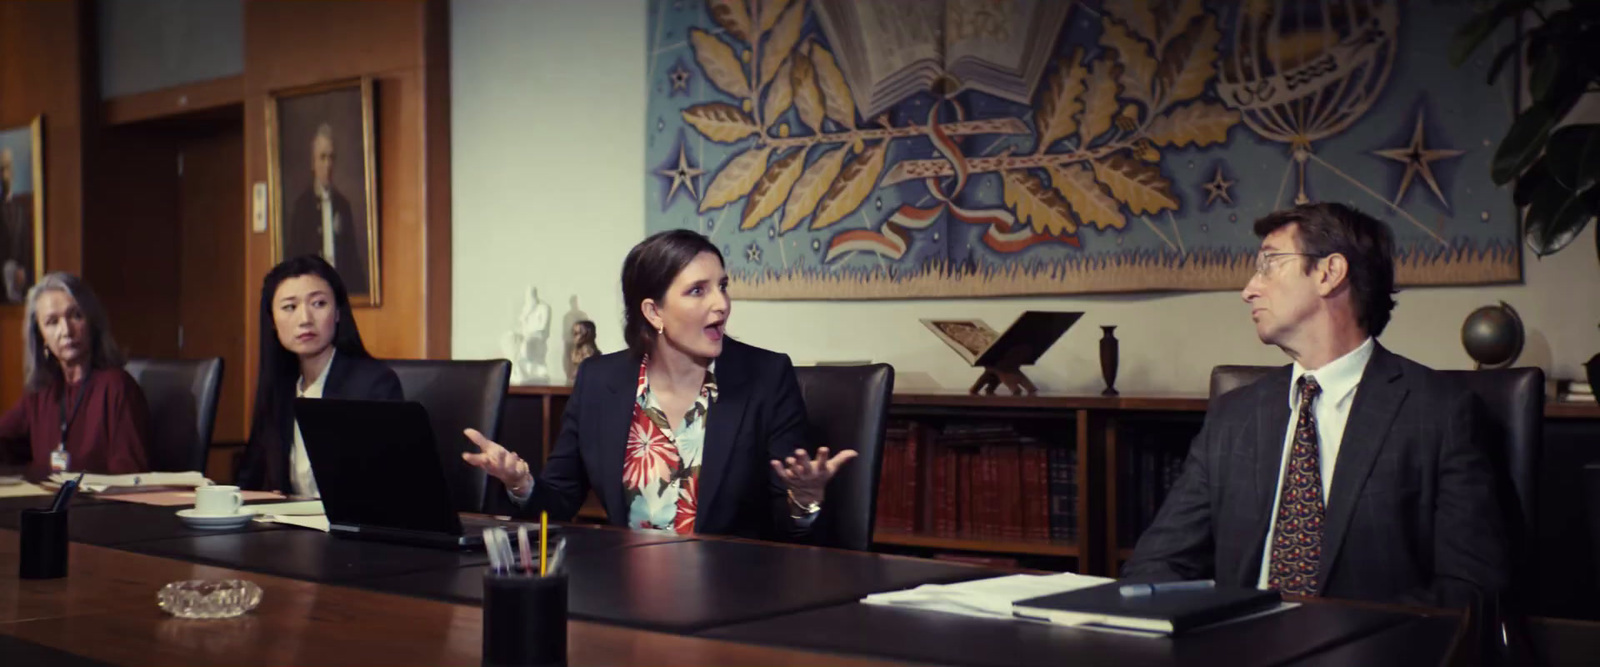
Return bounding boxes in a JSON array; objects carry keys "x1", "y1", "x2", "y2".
[
  {"x1": 48, "y1": 472, "x2": 85, "y2": 513},
  {"x1": 1119, "y1": 579, "x2": 1216, "y2": 597}
]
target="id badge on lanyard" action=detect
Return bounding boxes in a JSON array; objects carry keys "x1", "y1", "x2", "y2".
[{"x1": 56, "y1": 381, "x2": 89, "y2": 474}]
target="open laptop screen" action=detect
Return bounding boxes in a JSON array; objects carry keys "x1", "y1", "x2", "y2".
[{"x1": 293, "y1": 398, "x2": 467, "y2": 538}]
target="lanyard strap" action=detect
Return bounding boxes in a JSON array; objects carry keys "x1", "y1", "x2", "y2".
[{"x1": 58, "y1": 379, "x2": 90, "y2": 446}]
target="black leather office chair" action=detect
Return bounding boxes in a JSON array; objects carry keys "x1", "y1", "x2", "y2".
[
  {"x1": 793, "y1": 363, "x2": 894, "y2": 552},
  {"x1": 388, "y1": 359, "x2": 511, "y2": 513},
  {"x1": 1208, "y1": 364, "x2": 1545, "y2": 596},
  {"x1": 124, "y1": 358, "x2": 224, "y2": 473}
]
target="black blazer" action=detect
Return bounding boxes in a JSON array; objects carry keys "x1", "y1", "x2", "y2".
[
  {"x1": 523, "y1": 338, "x2": 813, "y2": 542},
  {"x1": 1122, "y1": 344, "x2": 1509, "y2": 608},
  {"x1": 237, "y1": 353, "x2": 403, "y2": 493}
]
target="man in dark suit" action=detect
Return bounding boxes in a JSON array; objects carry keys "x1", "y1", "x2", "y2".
[
  {"x1": 1122, "y1": 202, "x2": 1507, "y2": 608},
  {"x1": 285, "y1": 123, "x2": 368, "y2": 295}
]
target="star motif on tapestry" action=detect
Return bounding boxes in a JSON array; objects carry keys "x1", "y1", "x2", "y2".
[
  {"x1": 668, "y1": 62, "x2": 692, "y2": 96},
  {"x1": 1371, "y1": 109, "x2": 1465, "y2": 208},
  {"x1": 745, "y1": 243, "x2": 762, "y2": 264},
  {"x1": 657, "y1": 141, "x2": 705, "y2": 207},
  {"x1": 1203, "y1": 164, "x2": 1235, "y2": 207}
]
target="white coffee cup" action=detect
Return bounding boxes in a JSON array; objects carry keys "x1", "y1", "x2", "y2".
[{"x1": 194, "y1": 485, "x2": 243, "y2": 516}]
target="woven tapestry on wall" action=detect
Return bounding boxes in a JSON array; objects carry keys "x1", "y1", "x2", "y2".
[{"x1": 645, "y1": 0, "x2": 1519, "y2": 299}]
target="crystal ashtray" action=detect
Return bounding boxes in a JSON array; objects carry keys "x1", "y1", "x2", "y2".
[{"x1": 157, "y1": 579, "x2": 263, "y2": 619}]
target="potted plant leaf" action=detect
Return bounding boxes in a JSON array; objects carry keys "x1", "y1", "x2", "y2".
[{"x1": 1453, "y1": 0, "x2": 1600, "y2": 400}]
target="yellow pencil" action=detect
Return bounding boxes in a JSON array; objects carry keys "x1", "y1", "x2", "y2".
[{"x1": 539, "y1": 511, "x2": 549, "y2": 576}]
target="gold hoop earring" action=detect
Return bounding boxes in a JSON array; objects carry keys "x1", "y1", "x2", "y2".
[{"x1": 656, "y1": 326, "x2": 664, "y2": 335}]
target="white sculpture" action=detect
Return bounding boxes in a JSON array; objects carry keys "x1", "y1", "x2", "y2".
[{"x1": 502, "y1": 286, "x2": 552, "y2": 384}]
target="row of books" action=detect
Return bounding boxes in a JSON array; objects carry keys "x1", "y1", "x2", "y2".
[
  {"x1": 1116, "y1": 424, "x2": 1195, "y2": 548},
  {"x1": 875, "y1": 421, "x2": 1078, "y2": 543}
]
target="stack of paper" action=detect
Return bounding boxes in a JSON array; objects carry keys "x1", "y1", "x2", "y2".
[
  {"x1": 0, "y1": 475, "x2": 51, "y2": 498},
  {"x1": 863, "y1": 572, "x2": 1114, "y2": 620},
  {"x1": 251, "y1": 500, "x2": 330, "y2": 532},
  {"x1": 48, "y1": 471, "x2": 211, "y2": 493}
]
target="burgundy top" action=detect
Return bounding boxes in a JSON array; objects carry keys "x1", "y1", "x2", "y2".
[{"x1": 0, "y1": 367, "x2": 151, "y2": 481}]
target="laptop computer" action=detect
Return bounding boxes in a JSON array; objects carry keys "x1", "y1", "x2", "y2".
[{"x1": 293, "y1": 397, "x2": 505, "y2": 550}]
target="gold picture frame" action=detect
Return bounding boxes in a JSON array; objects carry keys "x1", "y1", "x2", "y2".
[
  {"x1": 266, "y1": 77, "x2": 381, "y2": 306},
  {"x1": 0, "y1": 116, "x2": 45, "y2": 305}
]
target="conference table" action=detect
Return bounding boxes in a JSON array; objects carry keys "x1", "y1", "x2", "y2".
[{"x1": 1, "y1": 495, "x2": 1595, "y2": 666}]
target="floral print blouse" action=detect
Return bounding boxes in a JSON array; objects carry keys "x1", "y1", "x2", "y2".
[{"x1": 624, "y1": 355, "x2": 717, "y2": 534}]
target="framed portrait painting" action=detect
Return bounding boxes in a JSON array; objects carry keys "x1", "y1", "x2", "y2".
[
  {"x1": 267, "y1": 78, "x2": 380, "y2": 305},
  {"x1": 0, "y1": 117, "x2": 44, "y2": 305}
]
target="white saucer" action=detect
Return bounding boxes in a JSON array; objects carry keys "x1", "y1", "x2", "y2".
[{"x1": 176, "y1": 508, "x2": 257, "y2": 530}]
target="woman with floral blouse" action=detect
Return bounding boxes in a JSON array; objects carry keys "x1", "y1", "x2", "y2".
[{"x1": 462, "y1": 230, "x2": 853, "y2": 541}]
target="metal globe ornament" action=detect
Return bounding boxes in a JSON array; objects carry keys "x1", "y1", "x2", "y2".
[{"x1": 1460, "y1": 302, "x2": 1524, "y2": 369}]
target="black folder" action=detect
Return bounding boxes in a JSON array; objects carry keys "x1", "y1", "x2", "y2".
[{"x1": 1012, "y1": 582, "x2": 1282, "y2": 635}]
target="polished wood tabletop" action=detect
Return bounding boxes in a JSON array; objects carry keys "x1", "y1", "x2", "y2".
[
  {"x1": 0, "y1": 529, "x2": 921, "y2": 667},
  {"x1": 5, "y1": 505, "x2": 1597, "y2": 667}
]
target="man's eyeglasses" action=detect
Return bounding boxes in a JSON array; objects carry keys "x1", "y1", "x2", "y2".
[{"x1": 1254, "y1": 252, "x2": 1327, "y2": 276}]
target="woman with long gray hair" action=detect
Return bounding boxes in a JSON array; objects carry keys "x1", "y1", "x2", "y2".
[{"x1": 0, "y1": 272, "x2": 149, "y2": 481}]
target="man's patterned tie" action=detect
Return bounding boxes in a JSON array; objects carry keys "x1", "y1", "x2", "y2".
[{"x1": 1267, "y1": 375, "x2": 1324, "y2": 596}]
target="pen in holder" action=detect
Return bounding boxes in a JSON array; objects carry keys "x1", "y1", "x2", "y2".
[
  {"x1": 482, "y1": 570, "x2": 567, "y2": 667},
  {"x1": 19, "y1": 508, "x2": 69, "y2": 579}
]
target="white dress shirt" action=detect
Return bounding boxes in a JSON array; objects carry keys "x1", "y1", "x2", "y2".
[
  {"x1": 1256, "y1": 337, "x2": 1375, "y2": 589},
  {"x1": 318, "y1": 186, "x2": 337, "y2": 267},
  {"x1": 289, "y1": 350, "x2": 336, "y2": 499}
]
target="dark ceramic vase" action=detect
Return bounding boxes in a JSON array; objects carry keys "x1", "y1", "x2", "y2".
[{"x1": 1100, "y1": 326, "x2": 1119, "y2": 396}]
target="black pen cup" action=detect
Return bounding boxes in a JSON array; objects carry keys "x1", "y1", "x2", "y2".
[
  {"x1": 482, "y1": 570, "x2": 567, "y2": 667},
  {"x1": 19, "y1": 508, "x2": 68, "y2": 579}
]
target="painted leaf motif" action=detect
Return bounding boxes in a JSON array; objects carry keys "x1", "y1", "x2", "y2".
[
  {"x1": 1160, "y1": 0, "x2": 1205, "y2": 52},
  {"x1": 1105, "y1": 1, "x2": 1158, "y2": 43},
  {"x1": 1143, "y1": 101, "x2": 1237, "y2": 148},
  {"x1": 1154, "y1": 13, "x2": 1220, "y2": 108},
  {"x1": 781, "y1": 145, "x2": 848, "y2": 232},
  {"x1": 763, "y1": 59, "x2": 794, "y2": 126},
  {"x1": 810, "y1": 44, "x2": 856, "y2": 129},
  {"x1": 812, "y1": 141, "x2": 887, "y2": 230},
  {"x1": 1049, "y1": 164, "x2": 1126, "y2": 231},
  {"x1": 1080, "y1": 57, "x2": 1122, "y2": 145},
  {"x1": 682, "y1": 103, "x2": 760, "y2": 143},
  {"x1": 742, "y1": 149, "x2": 806, "y2": 229},
  {"x1": 760, "y1": 1, "x2": 804, "y2": 87},
  {"x1": 790, "y1": 53, "x2": 824, "y2": 133},
  {"x1": 1100, "y1": 18, "x2": 1155, "y2": 105},
  {"x1": 699, "y1": 146, "x2": 773, "y2": 213},
  {"x1": 1092, "y1": 154, "x2": 1179, "y2": 215},
  {"x1": 1035, "y1": 51, "x2": 1087, "y2": 152},
  {"x1": 1003, "y1": 170, "x2": 1077, "y2": 236},
  {"x1": 707, "y1": 0, "x2": 751, "y2": 44},
  {"x1": 690, "y1": 29, "x2": 752, "y2": 99},
  {"x1": 759, "y1": 0, "x2": 792, "y2": 33}
]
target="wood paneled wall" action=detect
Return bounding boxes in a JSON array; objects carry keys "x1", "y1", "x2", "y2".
[
  {"x1": 0, "y1": 0, "x2": 91, "y2": 411},
  {"x1": 5, "y1": 1, "x2": 450, "y2": 466},
  {"x1": 239, "y1": 0, "x2": 451, "y2": 417}
]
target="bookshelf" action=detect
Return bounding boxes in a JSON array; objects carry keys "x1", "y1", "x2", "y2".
[{"x1": 504, "y1": 384, "x2": 1600, "y2": 579}]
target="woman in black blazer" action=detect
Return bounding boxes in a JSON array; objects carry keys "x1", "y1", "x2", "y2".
[
  {"x1": 237, "y1": 255, "x2": 401, "y2": 496},
  {"x1": 464, "y1": 230, "x2": 854, "y2": 541}
]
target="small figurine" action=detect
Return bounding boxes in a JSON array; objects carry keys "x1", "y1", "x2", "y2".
[
  {"x1": 568, "y1": 320, "x2": 600, "y2": 384},
  {"x1": 501, "y1": 286, "x2": 551, "y2": 384}
]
